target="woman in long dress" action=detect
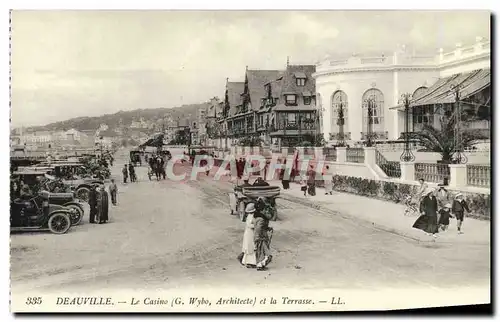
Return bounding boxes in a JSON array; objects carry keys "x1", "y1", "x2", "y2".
[
  {"x1": 413, "y1": 187, "x2": 439, "y2": 237},
  {"x1": 323, "y1": 165, "x2": 333, "y2": 195},
  {"x1": 240, "y1": 203, "x2": 257, "y2": 268},
  {"x1": 254, "y1": 209, "x2": 273, "y2": 271}
]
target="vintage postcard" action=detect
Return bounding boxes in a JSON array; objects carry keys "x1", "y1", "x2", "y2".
[{"x1": 9, "y1": 9, "x2": 491, "y2": 313}]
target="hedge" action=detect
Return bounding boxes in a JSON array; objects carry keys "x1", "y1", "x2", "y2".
[{"x1": 312, "y1": 174, "x2": 491, "y2": 220}]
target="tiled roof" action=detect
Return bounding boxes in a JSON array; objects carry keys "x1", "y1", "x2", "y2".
[
  {"x1": 280, "y1": 65, "x2": 316, "y2": 94},
  {"x1": 226, "y1": 82, "x2": 245, "y2": 117},
  {"x1": 246, "y1": 70, "x2": 283, "y2": 111}
]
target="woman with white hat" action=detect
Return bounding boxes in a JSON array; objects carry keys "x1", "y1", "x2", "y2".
[
  {"x1": 413, "y1": 187, "x2": 439, "y2": 237},
  {"x1": 452, "y1": 193, "x2": 470, "y2": 234},
  {"x1": 238, "y1": 203, "x2": 257, "y2": 268}
]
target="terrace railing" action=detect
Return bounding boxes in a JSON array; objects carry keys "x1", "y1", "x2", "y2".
[
  {"x1": 414, "y1": 163, "x2": 450, "y2": 184},
  {"x1": 323, "y1": 147, "x2": 337, "y2": 161},
  {"x1": 346, "y1": 148, "x2": 365, "y2": 163},
  {"x1": 375, "y1": 149, "x2": 401, "y2": 178},
  {"x1": 467, "y1": 164, "x2": 490, "y2": 188}
]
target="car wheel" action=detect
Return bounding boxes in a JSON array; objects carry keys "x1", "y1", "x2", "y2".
[
  {"x1": 65, "y1": 204, "x2": 83, "y2": 225},
  {"x1": 48, "y1": 212, "x2": 71, "y2": 234},
  {"x1": 76, "y1": 187, "x2": 90, "y2": 202}
]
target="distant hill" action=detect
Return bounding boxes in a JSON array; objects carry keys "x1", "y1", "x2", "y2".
[{"x1": 27, "y1": 103, "x2": 210, "y2": 133}]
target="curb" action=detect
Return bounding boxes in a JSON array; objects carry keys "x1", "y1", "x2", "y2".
[{"x1": 278, "y1": 191, "x2": 489, "y2": 246}]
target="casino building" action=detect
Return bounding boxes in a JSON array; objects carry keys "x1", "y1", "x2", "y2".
[{"x1": 313, "y1": 37, "x2": 491, "y2": 144}]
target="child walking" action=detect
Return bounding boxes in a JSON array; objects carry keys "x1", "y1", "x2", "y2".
[
  {"x1": 438, "y1": 203, "x2": 453, "y2": 231},
  {"x1": 452, "y1": 193, "x2": 470, "y2": 234}
]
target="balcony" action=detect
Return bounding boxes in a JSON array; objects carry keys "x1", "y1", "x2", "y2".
[
  {"x1": 360, "y1": 131, "x2": 389, "y2": 140},
  {"x1": 329, "y1": 132, "x2": 352, "y2": 141}
]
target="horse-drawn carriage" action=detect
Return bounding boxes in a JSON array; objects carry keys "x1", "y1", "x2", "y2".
[
  {"x1": 130, "y1": 149, "x2": 143, "y2": 167},
  {"x1": 229, "y1": 184, "x2": 280, "y2": 222}
]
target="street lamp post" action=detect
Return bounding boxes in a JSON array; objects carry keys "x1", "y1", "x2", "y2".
[
  {"x1": 364, "y1": 98, "x2": 375, "y2": 147},
  {"x1": 399, "y1": 93, "x2": 416, "y2": 162},
  {"x1": 450, "y1": 84, "x2": 467, "y2": 164},
  {"x1": 337, "y1": 100, "x2": 346, "y2": 147}
]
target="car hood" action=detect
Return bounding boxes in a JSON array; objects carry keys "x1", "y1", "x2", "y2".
[{"x1": 48, "y1": 204, "x2": 69, "y2": 212}]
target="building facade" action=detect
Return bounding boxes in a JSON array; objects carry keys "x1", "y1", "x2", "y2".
[
  {"x1": 313, "y1": 37, "x2": 491, "y2": 143},
  {"x1": 215, "y1": 62, "x2": 320, "y2": 150}
]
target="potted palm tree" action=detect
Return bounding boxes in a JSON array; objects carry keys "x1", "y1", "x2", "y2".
[{"x1": 408, "y1": 111, "x2": 487, "y2": 164}]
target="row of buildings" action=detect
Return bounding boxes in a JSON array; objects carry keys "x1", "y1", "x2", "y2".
[
  {"x1": 10, "y1": 127, "x2": 122, "y2": 151},
  {"x1": 199, "y1": 37, "x2": 490, "y2": 150}
]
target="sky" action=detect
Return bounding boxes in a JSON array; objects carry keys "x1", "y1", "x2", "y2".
[{"x1": 10, "y1": 10, "x2": 490, "y2": 127}]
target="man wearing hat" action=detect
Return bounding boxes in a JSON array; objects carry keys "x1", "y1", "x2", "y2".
[{"x1": 452, "y1": 193, "x2": 470, "y2": 234}]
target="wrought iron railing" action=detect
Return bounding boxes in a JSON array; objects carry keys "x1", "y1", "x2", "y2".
[
  {"x1": 414, "y1": 163, "x2": 450, "y2": 184},
  {"x1": 375, "y1": 149, "x2": 401, "y2": 178},
  {"x1": 360, "y1": 131, "x2": 389, "y2": 140},
  {"x1": 467, "y1": 164, "x2": 490, "y2": 188},
  {"x1": 329, "y1": 132, "x2": 352, "y2": 141},
  {"x1": 323, "y1": 147, "x2": 337, "y2": 161},
  {"x1": 346, "y1": 148, "x2": 365, "y2": 163},
  {"x1": 274, "y1": 122, "x2": 317, "y2": 131}
]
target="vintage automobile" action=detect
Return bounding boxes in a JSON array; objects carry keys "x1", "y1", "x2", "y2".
[
  {"x1": 11, "y1": 194, "x2": 75, "y2": 234},
  {"x1": 48, "y1": 163, "x2": 104, "y2": 202},
  {"x1": 229, "y1": 184, "x2": 280, "y2": 222},
  {"x1": 37, "y1": 190, "x2": 84, "y2": 225}
]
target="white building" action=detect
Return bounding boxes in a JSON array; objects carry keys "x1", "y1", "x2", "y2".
[{"x1": 313, "y1": 37, "x2": 491, "y2": 142}]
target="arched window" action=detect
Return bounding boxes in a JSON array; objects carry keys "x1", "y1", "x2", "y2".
[
  {"x1": 331, "y1": 90, "x2": 349, "y2": 133},
  {"x1": 362, "y1": 88, "x2": 384, "y2": 133},
  {"x1": 412, "y1": 86, "x2": 428, "y2": 99}
]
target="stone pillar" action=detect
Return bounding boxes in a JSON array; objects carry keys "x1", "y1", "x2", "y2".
[
  {"x1": 363, "y1": 146, "x2": 376, "y2": 167},
  {"x1": 314, "y1": 147, "x2": 323, "y2": 160},
  {"x1": 336, "y1": 147, "x2": 347, "y2": 163},
  {"x1": 449, "y1": 164, "x2": 467, "y2": 188},
  {"x1": 400, "y1": 162, "x2": 415, "y2": 181}
]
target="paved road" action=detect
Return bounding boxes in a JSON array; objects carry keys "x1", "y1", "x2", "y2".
[{"x1": 11, "y1": 149, "x2": 490, "y2": 295}]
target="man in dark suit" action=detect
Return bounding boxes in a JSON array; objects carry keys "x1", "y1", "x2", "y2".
[{"x1": 88, "y1": 185, "x2": 98, "y2": 224}]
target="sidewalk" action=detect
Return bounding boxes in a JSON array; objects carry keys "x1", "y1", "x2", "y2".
[{"x1": 269, "y1": 180, "x2": 490, "y2": 246}]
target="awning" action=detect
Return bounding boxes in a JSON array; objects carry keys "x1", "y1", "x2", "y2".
[{"x1": 390, "y1": 69, "x2": 491, "y2": 110}]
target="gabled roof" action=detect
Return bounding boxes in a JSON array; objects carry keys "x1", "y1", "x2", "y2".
[
  {"x1": 279, "y1": 65, "x2": 316, "y2": 95},
  {"x1": 246, "y1": 70, "x2": 283, "y2": 111},
  {"x1": 226, "y1": 82, "x2": 245, "y2": 116}
]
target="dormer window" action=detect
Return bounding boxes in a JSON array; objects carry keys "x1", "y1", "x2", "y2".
[
  {"x1": 285, "y1": 94, "x2": 297, "y2": 105},
  {"x1": 294, "y1": 72, "x2": 307, "y2": 86}
]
